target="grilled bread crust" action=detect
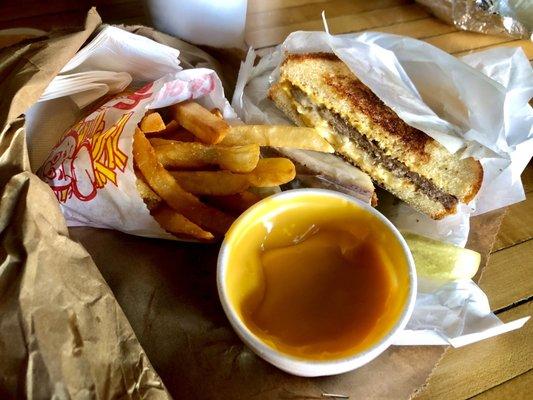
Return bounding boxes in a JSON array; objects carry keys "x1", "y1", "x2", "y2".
[
  {"x1": 269, "y1": 82, "x2": 452, "y2": 219},
  {"x1": 275, "y1": 53, "x2": 483, "y2": 206}
]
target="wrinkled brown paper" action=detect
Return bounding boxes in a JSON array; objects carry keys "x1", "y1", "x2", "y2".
[
  {"x1": 0, "y1": 8, "x2": 506, "y2": 400},
  {"x1": 0, "y1": 9, "x2": 169, "y2": 399}
]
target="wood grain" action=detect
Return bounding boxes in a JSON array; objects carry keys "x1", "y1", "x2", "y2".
[
  {"x1": 413, "y1": 300, "x2": 532, "y2": 399},
  {"x1": 471, "y1": 370, "x2": 533, "y2": 400},
  {"x1": 375, "y1": 17, "x2": 456, "y2": 38},
  {"x1": 479, "y1": 240, "x2": 533, "y2": 311},
  {"x1": 454, "y1": 39, "x2": 533, "y2": 59},
  {"x1": 248, "y1": 0, "x2": 330, "y2": 14},
  {"x1": 425, "y1": 30, "x2": 514, "y2": 54},
  {"x1": 246, "y1": 3, "x2": 429, "y2": 48},
  {"x1": 246, "y1": 0, "x2": 409, "y2": 31}
]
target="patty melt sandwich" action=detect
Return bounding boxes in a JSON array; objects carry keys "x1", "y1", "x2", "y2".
[{"x1": 269, "y1": 53, "x2": 483, "y2": 219}]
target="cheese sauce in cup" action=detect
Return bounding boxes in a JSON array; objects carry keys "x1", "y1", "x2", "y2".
[{"x1": 217, "y1": 189, "x2": 416, "y2": 376}]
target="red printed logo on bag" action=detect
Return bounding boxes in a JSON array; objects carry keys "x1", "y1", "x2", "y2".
[
  {"x1": 39, "y1": 84, "x2": 155, "y2": 203},
  {"x1": 39, "y1": 109, "x2": 131, "y2": 203}
]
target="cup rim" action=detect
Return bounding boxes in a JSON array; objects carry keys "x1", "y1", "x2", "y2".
[{"x1": 217, "y1": 188, "x2": 417, "y2": 377}]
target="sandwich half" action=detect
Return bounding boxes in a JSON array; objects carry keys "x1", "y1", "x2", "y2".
[{"x1": 269, "y1": 52, "x2": 483, "y2": 219}]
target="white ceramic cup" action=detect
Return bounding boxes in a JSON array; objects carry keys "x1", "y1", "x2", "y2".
[{"x1": 217, "y1": 189, "x2": 417, "y2": 377}]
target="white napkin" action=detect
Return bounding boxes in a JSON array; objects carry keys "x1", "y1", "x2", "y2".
[
  {"x1": 38, "y1": 26, "x2": 183, "y2": 108},
  {"x1": 39, "y1": 71, "x2": 132, "y2": 108}
]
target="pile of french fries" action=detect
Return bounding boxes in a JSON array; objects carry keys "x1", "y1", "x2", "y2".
[{"x1": 133, "y1": 100, "x2": 333, "y2": 241}]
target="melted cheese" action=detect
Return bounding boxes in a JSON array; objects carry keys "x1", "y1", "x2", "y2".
[{"x1": 223, "y1": 192, "x2": 410, "y2": 360}]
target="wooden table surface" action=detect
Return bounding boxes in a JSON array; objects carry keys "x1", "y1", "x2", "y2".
[{"x1": 2, "y1": 0, "x2": 532, "y2": 399}]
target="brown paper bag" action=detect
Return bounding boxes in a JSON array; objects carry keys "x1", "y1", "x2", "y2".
[
  {"x1": 0, "y1": 9, "x2": 170, "y2": 399},
  {"x1": 67, "y1": 207, "x2": 504, "y2": 400},
  {"x1": 0, "y1": 8, "x2": 506, "y2": 400}
]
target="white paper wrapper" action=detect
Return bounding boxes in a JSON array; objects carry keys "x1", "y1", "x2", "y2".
[
  {"x1": 394, "y1": 279, "x2": 529, "y2": 347},
  {"x1": 233, "y1": 31, "x2": 533, "y2": 245},
  {"x1": 231, "y1": 31, "x2": 533, "y2": 346},
  {"x1": 33, "y1": 26, "x2": 237, "y2": 239}
]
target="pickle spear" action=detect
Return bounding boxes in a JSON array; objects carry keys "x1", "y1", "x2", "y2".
[{"x1": 402, "y1": 231, "x2": 481, "y2": 280}]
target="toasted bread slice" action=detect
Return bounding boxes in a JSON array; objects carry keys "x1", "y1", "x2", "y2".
[
  {"x1": 269, "y1": 53, "x2": 483, "y2": 219},
  {"x1": 270, "y1": 83, "x2": 451, "y2": 218}
]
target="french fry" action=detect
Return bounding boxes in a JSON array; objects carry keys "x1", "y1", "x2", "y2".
[
  {"x1": 151, "y1": 205, "x2": 214, "y2": 241},
  {"x1": 170, "y1": 101, "x2": 229, "y2": 144},
  {"x1": 140, "y1": 112, "x2": 166, "y2": 134},
  {"x1": 220, "y1": 125, "x2": 334, "y2": 153},
  {"x1": 247, "y1": 158, "x2": 296, "y2": 187},
  {"x1": 170, "y1": 170, "x2": 249, "y2": 196},
  {"x1": 205, "y1": 191, "x2": 261, "y2": 215},
  {"x1": 151, "y1": 139, "x2": 260, "y2": 173},
  {"x1": 210, "y1": 108, "x2": 223, "y2": 119},
  {"x1": 168, "y1": 158, "x2": 295, "y2": 195},
  {"x1": 135, "y1": 170, "x2": 161, "y2": 210},
  {"x1": 133, "y1": 128, "x2": 234, "y2": 236}
]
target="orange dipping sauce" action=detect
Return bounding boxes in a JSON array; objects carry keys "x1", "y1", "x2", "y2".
[{"x1": 223, "y1": 191, "x2": 410, "y2": 360}]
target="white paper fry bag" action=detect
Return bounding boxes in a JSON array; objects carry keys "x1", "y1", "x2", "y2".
[
  {"x1": 231, "y1": 30, "x2": 532, "y2": 346},
  {"x1": 33, "y1": 26, "x2": 237, "y2": 239}
]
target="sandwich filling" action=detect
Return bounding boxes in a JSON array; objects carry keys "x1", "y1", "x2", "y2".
[{"x1": 285, "y1": 84, "x2": 458, "y2": 211}]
